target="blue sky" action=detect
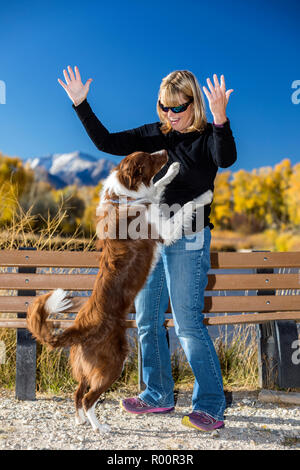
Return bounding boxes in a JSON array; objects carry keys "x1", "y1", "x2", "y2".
[{"x1": 0, "y1": 0, "x2": 299, "y2": 172}]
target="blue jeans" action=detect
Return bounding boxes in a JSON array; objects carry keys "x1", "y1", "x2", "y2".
[{"x1": 134, "y1": 226, "x2": 226, "y2": 421}]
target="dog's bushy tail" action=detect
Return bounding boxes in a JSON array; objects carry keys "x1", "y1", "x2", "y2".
[{"x1": 26, "y1": 289, "x2": 83, "y2": 349}]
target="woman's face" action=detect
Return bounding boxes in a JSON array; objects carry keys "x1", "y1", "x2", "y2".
[{"x1": 163, "y1": 92, "x2": 194, "y2": 133}]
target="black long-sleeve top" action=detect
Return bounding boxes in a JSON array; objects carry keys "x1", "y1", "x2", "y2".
[{"x1": 72, "y1": 99, "x2": 237, "y2": 230}]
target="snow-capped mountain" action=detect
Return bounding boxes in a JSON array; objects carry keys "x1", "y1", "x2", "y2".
[{"x1": 26, "y1": 151, "x2": 121, "y2": 187}]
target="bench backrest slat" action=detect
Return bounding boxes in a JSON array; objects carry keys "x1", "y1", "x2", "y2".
[
  {"x1": 2, "y1": 311, "x2": 300, "y2": 328},
  {"x1": 1, "y1": 250, "x2": 300, "y2": 268},
  {"x1": 0, "y1": 273, "x2": 300, "y2": 291},
  {"x1": 0, "y1": 293, "x2": 299, "y2": 314}
]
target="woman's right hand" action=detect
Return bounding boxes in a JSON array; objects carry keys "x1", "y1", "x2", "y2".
[{"x1": 58, "y1": 66, "x2": 93, "y2": 106}]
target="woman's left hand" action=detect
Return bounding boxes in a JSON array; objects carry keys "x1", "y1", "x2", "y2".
[{"x1": 202, "y1": 74, "x2": 234, "y2": 125}]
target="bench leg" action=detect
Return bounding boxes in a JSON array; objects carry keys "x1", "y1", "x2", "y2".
[
  {"x1": 16, "y1": 249, "x2": 37, "y2": 401},
  {"x1": 258, "y1": 321, "x2": 300, "y2": 389},
  {"x1": 15, "y1": 323, "x2": 36, "y2": 400},
  {"x1": 276, "y1": 321, "x2": 300, "y2": 388},
  {"x1": 256, "y1": 258, "x2": 300, "y2": 389}
]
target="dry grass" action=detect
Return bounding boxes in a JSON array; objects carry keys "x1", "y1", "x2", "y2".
[
  {"x1": 0, "y1": 195, "x2": 96, "y2": 251},
  {"x1": 0, "y1": 325, "x2": 259, "y2": 393},
  {"x1": 214, "y1": 324, "x2": 258, "y2": 390}
]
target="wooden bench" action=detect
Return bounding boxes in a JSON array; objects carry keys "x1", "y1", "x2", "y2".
[{"x1": 1, "y1": 249, "x2": 300, "y2": 399}]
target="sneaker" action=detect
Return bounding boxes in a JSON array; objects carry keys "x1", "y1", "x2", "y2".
[
  {"x1": 120, "y1": 397, "x2": 175, "y2": 414},
  {"x1": 181, "y1": 411, "x2": 225, "y2": 432}
]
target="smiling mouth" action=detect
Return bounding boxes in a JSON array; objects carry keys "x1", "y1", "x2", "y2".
[{"x1": 170, "y1": 118, "x2": 180, "y2": 124}]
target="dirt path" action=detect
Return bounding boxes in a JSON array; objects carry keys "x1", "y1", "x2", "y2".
[{"x1": 0, "y1": 388, "x2": 299, "y2": 450}]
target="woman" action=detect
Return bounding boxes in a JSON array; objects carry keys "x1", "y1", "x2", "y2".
[{"x1": 58, "y1": 67, "x2": 237, "y2": 432}]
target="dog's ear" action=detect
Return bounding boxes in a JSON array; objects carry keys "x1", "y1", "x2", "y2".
[
  {"x1": 119, "y1": 170, "x2": 133, "y2": 189},
  {"x1": 117, "y1": 159, "x2": 133, "y2": 189},
  {"x1": 151, "y1": 149, "x2": 168, "y2": 159},
  {"x1": 133, "y1": 166, "x2": 143, "y2": 178},
  {"x1": 131, "y1": 165, "x2": 144, "y2": 188},
  {"x1": 120, "y1": 164, "x2": 143, "y2": 190}
]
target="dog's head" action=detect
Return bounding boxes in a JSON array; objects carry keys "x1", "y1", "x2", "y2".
[{"x1": 116, "y1": 149, "x2": 168, "y2": 191}]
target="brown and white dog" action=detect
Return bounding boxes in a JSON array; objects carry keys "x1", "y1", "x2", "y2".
[{"x1": 26, "y1": 149, "x2": 212, "y2": 433}]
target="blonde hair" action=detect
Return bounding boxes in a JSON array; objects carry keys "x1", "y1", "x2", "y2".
[{"x1": 157, "y1": 70, "x2": 207, "y2": 134}]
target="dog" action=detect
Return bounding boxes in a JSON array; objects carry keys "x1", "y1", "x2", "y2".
[{"x1": 26, "y1": 149, "x2": 212, "y2": 433}]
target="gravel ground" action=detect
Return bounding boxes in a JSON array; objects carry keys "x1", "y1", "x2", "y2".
[{"x1": 0, "y1": 387, "x2": 299, "y2": 451}]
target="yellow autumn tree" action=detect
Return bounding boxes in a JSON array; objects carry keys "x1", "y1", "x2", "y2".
[
  {"x1": 210, "y1": 171, "x2": 232, "y2": 229},
  {"x1": 231, "y1": 160, "x2": 293, "y2": 232},
  {"x1": 80, "y1": 182, "x2": 103, "y2": 236},
  {"x1": 231, "y1": 168, "x2": 268, "y2": 231},
  {"x1": 263, "y1": 159, "x2": 292, "y2": 228},
  {"x1": 0, "y1": 153, "x2": 34, "y2": 226},
  {"x1": 285, "y1": 162, "x2": 300, "y2": 227}
]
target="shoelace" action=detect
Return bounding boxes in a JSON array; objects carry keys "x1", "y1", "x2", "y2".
[
  {"x1": 137, "y1": 398, "x2": 149, "y2": 408},
  {"x1": 192, "y1": 411, "x2": 216, "y2": 424}
]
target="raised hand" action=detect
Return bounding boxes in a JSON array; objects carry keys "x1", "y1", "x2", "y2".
[
  {"x1": 202, "y1": 74, "x2": 234, "y2": 125},
  {"x1": 58, "y1": 66, "x2": 93, "y2": 106}
]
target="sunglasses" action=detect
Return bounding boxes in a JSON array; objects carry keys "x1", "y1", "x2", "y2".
[{"x1": 158, "y1": 97, "x2": 194, "y2": 114}]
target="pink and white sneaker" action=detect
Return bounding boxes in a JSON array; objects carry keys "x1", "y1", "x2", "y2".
[
  {"x1": 121, "y1": 397, "x2": 175, "y2": 414},
  {"x1": 182, "y1": 411, "x2": 225, "y2": 432}
]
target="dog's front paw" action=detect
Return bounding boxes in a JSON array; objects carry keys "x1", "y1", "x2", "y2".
[
  {"x1": 168, "y1": 162, "x2": 180, "y2": 175},
  {"x1": 161, "y1": 162, "x2": 180, "y2": 184},
  {"x1": 194, "y1": 190, "x2": 213, "y2": 207}
]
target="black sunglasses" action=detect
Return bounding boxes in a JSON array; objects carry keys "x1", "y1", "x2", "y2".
[{"x1": 158, "y1": 97, "x2": 194, "y2": 114}]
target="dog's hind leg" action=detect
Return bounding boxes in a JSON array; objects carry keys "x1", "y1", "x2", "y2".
[
  {"x1": 83, "y1": 386, "x2": 111, "y2": 433},
  {"x1": 74, "y1": 377, "x2": 89, "y2": 425},
  {"x1": 82, "y1": 369, "x2": 122, "y2": 433}
]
